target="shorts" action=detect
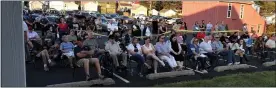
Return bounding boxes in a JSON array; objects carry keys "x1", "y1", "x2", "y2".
[
  {"x1": 76, "y1": 58, "x2": 98, "y2": 67},
  {"x1": 63, "y1": 51, "x2": 75, "y2": 57}
]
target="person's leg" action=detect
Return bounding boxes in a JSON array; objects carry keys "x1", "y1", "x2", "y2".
[
  {"x1": 198, "y1": 57, "x2": 206, "y2": 70},
  {"x1": 205, "y1": 53, "x2": 217, "y2": 67},
  {"x1": 77, "y1": 59, "x2": 90, "y2": 80},
  {"x1": 160, "y1": 55, "x2": 173, "y2": 68},
  {"x1": 39, "y1": 50, "x2": 49, "y2": 71},
  {"x1": 169, "y1": 55, "x2": 178, "y2": 68},
  {"x1": 131, "y1": 54, "x2": 145, "y2": 75},
  {"x1": 148, "y1": 54, "x2": 165, "y2": 66},
  {"x1": 110, "y1": 53, "x2": 119, "y2": 67},
  {"x1": 120, "y1": 53, "x2": 128, "y2": 67},
  {"x1": 153, "y1": 60, "x2": 158, "y2": 73},
  {"x1": 89, "y1": 58, "x2": 102, "y2": 76}
]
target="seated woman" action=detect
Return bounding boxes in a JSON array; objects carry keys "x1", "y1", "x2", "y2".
[
  {"x1": 187, "y1": 38, "x2": 208, "y2": 73},
  {"x1": 127, "y1": 37, "x2": 150, "y2": 77},
  {"x1": 230, "y1": 39, "x2": 248, "y2": 64},
  {"x1": 60, "y1": 36, "x2": 75, "y2": 68},
  {"x1": 142, "y1": 37, "x2": 165, "y2": 74},
  {"x1": 169, "y1": 34, "x2": 185, "y2": 70},
  {"x1": 155, "y1": 35, "x2": 178, "y2": 71}
]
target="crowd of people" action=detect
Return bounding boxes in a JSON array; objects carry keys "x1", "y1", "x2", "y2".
[{"x1": 23, "y1": 11, "x2": 276, "y2": 81}]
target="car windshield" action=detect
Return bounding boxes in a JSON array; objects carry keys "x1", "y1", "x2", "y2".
[{"x1": 47, "y1": 17, "x2": 57, "y2": 23}]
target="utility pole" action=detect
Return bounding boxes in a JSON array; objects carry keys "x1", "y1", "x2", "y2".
[{"x1": 149, "y1": 0, "x2": 152, "y2": 16}]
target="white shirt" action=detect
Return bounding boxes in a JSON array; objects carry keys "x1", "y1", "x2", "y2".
[
  {"x1": 145, "y1": 27, "x2": 151, "y2": 36},
  {"x1": 28, "y1": 31, "x2": 39, "y2": 40},
  {"x1": 206, "y1": 23, "x2": 213, "y2": 30},
  {"x1": 199, "y1": 41, "x2": 213, "y2": 54},
  {"x1": 107, "y1": 23, "x2": 118, "y2": 32},
  {"x1": 23, "y1": 21, "x2": 28, "y2": 32},
  {"x1": 266, "y1": 39, "x2": 276, "y2": 48},
  {"x1": 127, "y1": 43, "x2": 142, "y2": 56}
]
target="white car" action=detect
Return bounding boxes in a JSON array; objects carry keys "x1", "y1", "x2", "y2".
[
  {"x1": 167, "y1": 18, "x2": 182, "y2": 24},
  {"x1": 134, "y1": 14, "x2": 146, "y2": 20}
]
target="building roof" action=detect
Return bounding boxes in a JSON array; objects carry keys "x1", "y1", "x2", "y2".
[
  {"x1": 120, "y1": 3, "x2": 132, "y2": 7},
  {"x1": 220, "y1": 1, "x2": 253, "y2": 4},
  {"x1": 160, "y1": 9, "x2": 176, "y2": 13}
]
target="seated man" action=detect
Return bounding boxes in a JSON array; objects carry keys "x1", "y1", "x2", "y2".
[
  {"x1": 60, "y1": 36, "x2": 75, "y2": 68},
  {"x1": 28, "y1": 29, "x2": 42, "y2": 49},
  {"x1": 83, "y1": 32, "x2": 105, "y2": 57},
  {"x1": 74, "y1": 40, "x2": 104, "y2": 81},
  {"x1": 105, "y1": 35, "x2": 128, "y2": 69},
  {"x1": 199, "y1": 36, "x2": 218, "y2": 67},
  {"x1": 212, "y1": 35, "x2": 235, "y2": 65}
]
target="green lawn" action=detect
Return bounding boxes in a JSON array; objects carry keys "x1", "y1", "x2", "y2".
[{"x1": 156, "y1": 71, "x2": 276, "y2": 87}]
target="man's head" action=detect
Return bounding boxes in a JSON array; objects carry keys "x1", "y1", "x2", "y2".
[
  {"x1": 208, "y1": 21, "x2": 211, "y2": 24},
  {"x1": 132, "y1": 37, "x2": 139, "y2": 44},
  {"x1": 202, "y1": 20, "x2": 205, "y2": 23},
  {"x1": 214, "y1": 35, "x2": 220, "y2": 41},
  {"x1": 62, "y1": 35, "x2": 69, "y2": 42},
  {"x1": 204, "y1": 36, "x2": 210, "y2": 42},
  {"x1": 87, "y1": 32, "x2": 93, "y2": 39},
  {"x1": 108, "y1": 35, "x2": 115, "y2": 42}
]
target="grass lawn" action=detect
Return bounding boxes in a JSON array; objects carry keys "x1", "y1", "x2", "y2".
[{"x1": 156, "y1": 71, "x2": 276, "y2": 87}]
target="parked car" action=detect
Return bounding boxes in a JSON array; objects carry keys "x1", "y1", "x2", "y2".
[
  {"x1": 166, "y1": 18, "x2": 182, "y2": 24},
  {"x1": 133, "y1": 14, "x2": 146, "y2": 20}
]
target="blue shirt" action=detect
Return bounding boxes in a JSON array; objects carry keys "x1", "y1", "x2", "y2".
[
  {"x1": 212, "y1": 41, "x2": 224, "y2": 52},
  {"x1": 155, "y1": 42, "x2": 171, "y2": 55},
  {"x1": 60, "y1": 42, "x2": 74, "y2": 52},
  {"x1": 187, "y1": 43, "x2": 200, "y2": 55},
  {"x1": 246, "y1": 38, "x2": 253, "y2": 47}
]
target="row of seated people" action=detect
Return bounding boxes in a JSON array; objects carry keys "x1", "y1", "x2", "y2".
[{"x1": 26, "y1": 28, "x2": 276, "y2": 81}]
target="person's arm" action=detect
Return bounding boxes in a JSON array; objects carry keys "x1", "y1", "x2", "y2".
[
  {"x1": 105, "y1": 43, "x2": 111, "y2": 53},
  {"x1": 265, "y1": 41, "x2": 271, "y2": 48},
  {"x1": 141, "y1": 46, "x2": 148, "y2": 55},
  {"x1": 177, "y1": 43, "x2": 182, "y2": 54},
  {"x1": 127, "y1": 45, "x2": 136, "y2": 55}
]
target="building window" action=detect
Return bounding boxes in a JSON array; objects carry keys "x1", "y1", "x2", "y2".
[
  {"x1": 240, "y1": 4, "x2": 244, "y2": 19},
  {"x1": 227, "y1": 3, "x2": 232, "y2": 18},
  {"x1": 258, "y1": 24, "x2": 261, "y2": 33}
]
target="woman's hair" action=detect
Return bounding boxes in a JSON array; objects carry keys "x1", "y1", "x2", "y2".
[
  {"x1": 143, "y1": 37, "x2": 150, "y2": 41},
  {"x1": 157, "y1": 34, "x2": 165, "y2": 42},
  {"x1": 170, "y1": 34, "x2": 177, "y2": 43}
]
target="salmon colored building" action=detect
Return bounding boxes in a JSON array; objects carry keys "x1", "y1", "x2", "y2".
[{"x1": 182, "y1": 1, "x2": 266, "y2": 36}]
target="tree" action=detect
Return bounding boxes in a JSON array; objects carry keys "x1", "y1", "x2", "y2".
[
  {"x1": 254, "y1": 1, "x2": 275, "y2": 16},
  {"x1": 75, "y1": 1, "x2": 81, "y2": 11}
]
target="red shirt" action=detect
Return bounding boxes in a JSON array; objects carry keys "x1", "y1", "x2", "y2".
[
  {"x1": 179, "y1": 25, "x2": 185, "y2": 30},
  {"x1": 58, "y1": 23, "x2": 68, "y2": 32},
  {"x1": 196, "y1": 32, "x2": 206, "y2": 39}
]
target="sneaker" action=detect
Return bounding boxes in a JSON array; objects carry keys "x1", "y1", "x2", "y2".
[
  {"x1": 159, "y1": 61, "x2": 165, "y2": 67},
  {"x1": 49, "y1": 61, "x2": 56, "y2": 67},
  {"x1": 44, "y1": 67, "x2": 49, "y2": 72},
  {"x1": 234, "y1": 62, "x2": 240, "y2": 65},
  {"x1": 138, "y1": 73, "x2": 143, "y2": 77},
  {"x1": 227, "y1": 63, "x2": 233, "y2": 66},
  {"x1": 201, "y1": 70, "x2": 208, "y2": 74},
  {"x1": 98, "y1": 74, "x2": 105, "y2": 79}
]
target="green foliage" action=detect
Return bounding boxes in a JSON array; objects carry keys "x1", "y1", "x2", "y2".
[
  {"x1": 156, "y1": 71, "x2": 276, "y2": 87},
  {"x1": 266, "y1": 24, "x2": 276, "y2": 35},
  {"x1": 254, "y1": 1, "x2": 275, "y2": 16},
  {"x1": 139, "y1": 1, "x2": 182, "y2": 11}
]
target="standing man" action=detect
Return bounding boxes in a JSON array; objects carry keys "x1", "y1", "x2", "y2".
[{"x1": 206, "y1": 21, "x2": 213, "y2": 36}]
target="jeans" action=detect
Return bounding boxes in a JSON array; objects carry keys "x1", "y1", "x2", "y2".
[
  {"x1": 131, "y1": 54, "x2": 145, "y2": 73},
  {"x1": 245, "y1": 47, "x2": 252, "y2": 55},
  {"x1": 219, "y1": 50, "x2": 235, "y2": 64},
  {"x1": 204, "y1": 52, "x2": 218, "y2": 67}
]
